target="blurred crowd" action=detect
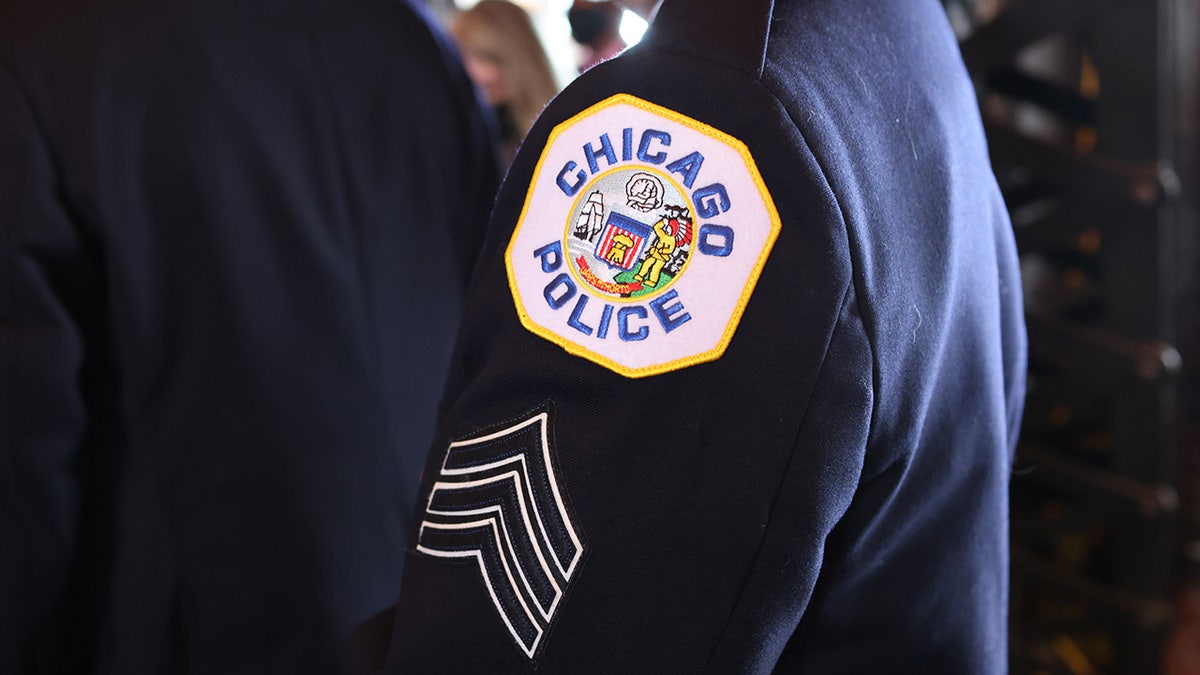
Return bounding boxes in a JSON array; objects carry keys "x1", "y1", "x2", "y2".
[{"x1": 445, "y1": 0, "x2": 630, "y2": 166}]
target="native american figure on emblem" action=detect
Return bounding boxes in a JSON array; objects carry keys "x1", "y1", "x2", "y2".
[
  {"x1": 634, "y1": 204, "x2": 693, "y2": 288},
  {"x1": 573, "y1": 191, "x2": 605, "y2": 242},
  {"x1": 625, "y1": 172, "x2": 664, "y2": 212}
]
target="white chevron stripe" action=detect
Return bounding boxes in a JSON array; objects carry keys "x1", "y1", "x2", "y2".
[
  {"x1": 417, "y1": 411, "x2": 584, "y2": 659},
  {"x1": 426, "y1": 470, "x2": 562, "y2": 620},
  {"x1": 416, "y1": 517, "x2": 543, "y2": 658}
]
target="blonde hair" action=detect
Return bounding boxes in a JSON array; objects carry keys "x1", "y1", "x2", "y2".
[{"x1": 452, "y1": 0, "x2": 559, "y2": 150}]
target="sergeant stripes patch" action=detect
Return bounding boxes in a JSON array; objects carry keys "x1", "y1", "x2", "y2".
[{"x1": 415, "y1": 411, "x2": 584, "y2": 658}]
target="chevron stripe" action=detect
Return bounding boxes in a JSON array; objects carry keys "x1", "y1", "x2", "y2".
[{"x1": 416, "y1": 412, "x2": 584, "y2": 658}]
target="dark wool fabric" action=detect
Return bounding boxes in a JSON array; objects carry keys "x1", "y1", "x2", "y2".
[
  {"x1": 379, "y1": 0, "x2": 1025, "y2": 672},
  {"x1": 0, "y1": 0, "x2": 498, "y2": 672}
]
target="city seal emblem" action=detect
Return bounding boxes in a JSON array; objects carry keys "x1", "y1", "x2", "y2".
[{"x1": 506, "y1": 94, "x2": 781, "y2": 378}]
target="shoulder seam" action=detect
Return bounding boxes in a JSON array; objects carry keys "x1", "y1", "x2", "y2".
[
  {"x1": 748, "y1": 71, "x2": 882, "y2": 465},
  {"x1": 698, "y1": 73, "x2": 875, "y2": 671}
]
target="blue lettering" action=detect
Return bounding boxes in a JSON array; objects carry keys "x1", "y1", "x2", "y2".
[
  {"x1": 544, "y1": 273, "x2": 576, "y2": 310},
  {"x1": 649, "y1": 290, "x2": 692, "y2": 333},
  {"x1": 698, "y1": 224, "x2": 735, "y2": 257},
  {"x1": 617, "y1": 306, "x2": 649, "y2": 341},
  {"x1": 597, "y1": 303, "x2": 614, "y2": 340},
  {"x1": 637, "y1": 129, "x2": 671, "y2": 165},
  {"x1": 557, "y1": 161, "x2": 587, "y2": 197},
  {"x1": 533, "y1": 241, "x2": 564, "y2": 272},
  {"x1": 584, "y1": 134, "x2": 618, "y2": 175},
  {"x1": 567, "y1": 295, "x2": 594, "y2": 336},
  {"x1": 694, "y1": 183, "x2": 731, "y2": 218},
  {"x1": 665, "y1": 151, "x2": 705, "y2": 189},
  {"x1": 622, "y1": 128, "x2": 633, "y2": 162}
]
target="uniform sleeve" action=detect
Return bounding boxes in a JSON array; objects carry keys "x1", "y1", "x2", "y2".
[
  {"x1": 0, "y1": 56, "x2": 93, "y2": 671},
  {"x1": 373, "y1": 0, "x2": 1021, "y2": 669},
  {"x1": 376, "y1": 41, "x2": 875, "y2": 672}
]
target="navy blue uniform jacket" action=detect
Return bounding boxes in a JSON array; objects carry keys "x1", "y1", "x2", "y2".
[
  {"x1": 381, "y1": 0, "x2": 1027, "y2": 672},
  {"x1": 0, "y1": 0, "x2": 497, "y2": 672}
]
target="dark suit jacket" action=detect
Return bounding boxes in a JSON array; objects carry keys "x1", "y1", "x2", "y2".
[{"x1": 0, "y1": 0, "x2": 497, "y2": 672}]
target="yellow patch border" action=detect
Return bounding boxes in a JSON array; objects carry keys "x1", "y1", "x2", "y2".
[{"x1": 505, "y1": 93, "x2": 782, "y2": 379}]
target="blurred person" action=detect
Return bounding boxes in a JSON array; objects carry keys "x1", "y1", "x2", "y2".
[
  {"x1": 0, "y1": 0, "x2": 497, "y2": 672},
  {"x1": 568, "y1": 0, "x2": 626, "y2": 72},
  {"x1": 451, "y1": 0, "x2": 559, "y2": 166},
  {"x1": 363, "y1": 0, "x2": 1026, "y2": 672}
]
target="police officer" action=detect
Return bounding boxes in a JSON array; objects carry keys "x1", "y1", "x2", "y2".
[
  {"x1": 0, "y1": 0, "x2": 496, "y2": 672},
  {"x1": 378, "y1": 0, "x2": 1026, "y2": 672}
]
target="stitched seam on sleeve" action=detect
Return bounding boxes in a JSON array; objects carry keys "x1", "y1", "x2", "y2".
[{"x1": 699, "y1": 73, "x2": 871, "y2": 671}]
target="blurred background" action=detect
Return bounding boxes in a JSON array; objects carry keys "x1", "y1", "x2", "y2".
[
  {"x1": 426, "y1": 0, "x2": 1200, "y2": 672},
  {"x1": 426, "y1": 0, "x2": 648, "y2": 87},
  {"x1": 949, "y1": 2, "x2": 1199, "y2": 673}
]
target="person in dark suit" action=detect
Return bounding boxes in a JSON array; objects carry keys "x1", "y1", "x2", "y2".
[
  {"x1": 367, "y1": 0, "x2": 1027, "y2": 672},
  {"x1": 0, "y1": 0, "x2": 497, "y2": 672}
]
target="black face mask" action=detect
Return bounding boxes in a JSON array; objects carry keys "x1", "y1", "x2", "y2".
[{"x1": 568, "y1": 4, "x2": 620, "y2": 46}]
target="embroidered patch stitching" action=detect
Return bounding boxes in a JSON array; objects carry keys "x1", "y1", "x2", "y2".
[
  {"x1": 416, "y1": 412, "x2": 583, "y2": 658},
  {"x1": 506, "y1": 93, "x2": 781, "y2": 378}
]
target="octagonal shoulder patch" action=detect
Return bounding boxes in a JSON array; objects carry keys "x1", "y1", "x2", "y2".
[{"x1": 506, "y1": 94, "x2": 781, "y2": 378}]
